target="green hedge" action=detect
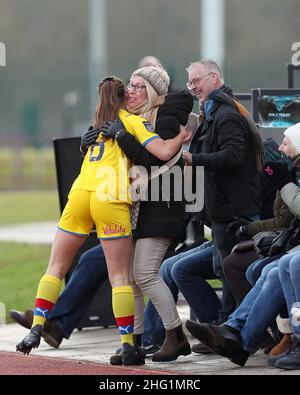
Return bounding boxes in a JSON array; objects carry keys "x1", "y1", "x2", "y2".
[
  {"x1": 0, "y1": 242, "x2": 52, "y2": 322},
  {"x1": 0, "y1": 147, "x2": 57, "y2": 190}
]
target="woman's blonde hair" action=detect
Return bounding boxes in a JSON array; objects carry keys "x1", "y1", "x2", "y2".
[
  {"x1": 93, "y1": 76, "x2": 126, "y2": 129},
  {"x1": 129, "y1": 78, "x2": 160, "y2": 116}
]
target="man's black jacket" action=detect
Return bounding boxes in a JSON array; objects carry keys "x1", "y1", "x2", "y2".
[{"x1": 189, "y1": 88, "x2": 262, "y2": 223}]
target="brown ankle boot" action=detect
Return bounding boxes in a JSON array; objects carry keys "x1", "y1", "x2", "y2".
[
  {"x1": 269, "y1": 334, "x2": 292, "y2": 356},
  {"x1": 152, "y1": 325, "x2": 191, "y2": 362}
]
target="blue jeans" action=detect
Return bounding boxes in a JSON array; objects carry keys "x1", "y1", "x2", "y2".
[
  {"x1": 246, "y1": 253, "x2": 286, "y2": 285},
  {"x1": 279, "y1": 251, "x2": 300, "y2": 335},
  {"x1": 226, "y1": 259, "x2": 286, "y2": 352},
  {"x1": 48, "y1": 245, "x2": 108, "y2": 338},
  {"x1": 143, "y1": 241, "x2": 221, "y2": 347}
]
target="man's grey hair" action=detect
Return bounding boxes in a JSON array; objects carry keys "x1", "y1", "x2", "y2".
[{"x1": 186, "y1": 59, "x2": 224, "y2": 83}]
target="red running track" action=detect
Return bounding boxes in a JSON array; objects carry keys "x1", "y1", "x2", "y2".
[{"x1": 0, "y1": 351, "x2": 180, "y2": 375}]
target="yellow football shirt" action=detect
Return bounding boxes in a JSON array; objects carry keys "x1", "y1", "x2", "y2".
[{"x1": 71, "y1": 109, "x2": 159, "y2": 203}]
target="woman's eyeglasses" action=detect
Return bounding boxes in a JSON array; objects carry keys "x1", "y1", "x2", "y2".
[{"x1": 127, "y1": 84, "x2": 146, "y2": 92}]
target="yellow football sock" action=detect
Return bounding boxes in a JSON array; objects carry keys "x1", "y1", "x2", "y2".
[
  {"x1": 32, "y1": 274, "x2": 61, "y2": 328},
  {"x1": 112, "y1": 285, "x2": 135, "y2": 345}
]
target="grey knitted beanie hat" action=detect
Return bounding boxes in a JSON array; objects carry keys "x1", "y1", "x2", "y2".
[{"x1": 131, "y1": 65, "x2": 170, "y2": 95}]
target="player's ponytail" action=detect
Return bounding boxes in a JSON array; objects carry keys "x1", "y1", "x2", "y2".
[{"x1": 93, "y1": 76, "x2": 127, "y2": 129}]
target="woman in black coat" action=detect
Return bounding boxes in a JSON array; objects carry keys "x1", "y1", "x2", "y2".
[{"x1": 106, "y1": 65, "x2": 194, "y2": 363}]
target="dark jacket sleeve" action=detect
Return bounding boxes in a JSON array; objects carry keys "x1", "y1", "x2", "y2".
[
  {"x1": 192, "y1": 112, "x2": 248, "y2": 170},
  {"x1": 247, "y1": 192, "x2": 294, "y2": 236},
  {"x1": 117, "y1": 91, "x2": 193, "y2": 170}
]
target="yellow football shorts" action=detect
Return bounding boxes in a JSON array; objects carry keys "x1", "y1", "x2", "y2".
[{"x1": 58, "y1": 190, "x2": 132, "y2": 240}]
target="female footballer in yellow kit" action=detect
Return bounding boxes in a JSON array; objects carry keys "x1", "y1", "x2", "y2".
[{"x1": 16, "y1": 76, "x2": 186, "y2": 365}]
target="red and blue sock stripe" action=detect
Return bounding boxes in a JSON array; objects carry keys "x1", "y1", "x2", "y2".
[
  {"x1": 115, "y1": 315, "x2": 134, "y2": 335},
  {"x1": 34, "y1": 298, "x2": 54, "y2": 319}
]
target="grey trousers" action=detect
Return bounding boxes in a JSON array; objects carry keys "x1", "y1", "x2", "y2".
[{"x1": 132, "y1": 237, "x2": 182, "y2": 334}]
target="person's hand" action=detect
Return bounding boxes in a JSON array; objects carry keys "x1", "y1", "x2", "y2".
[
  {"x1": 226, "y1": 218, "x2": 250, "y2": 240},
  {"x1": 80, "y1": 126, "x2": 100, "y2": 155},
  {"x1": 101, "y1": 120, "x2": 126, "y2": 139},
  {"x1": 182, "y1": 150, "x2": 192, "y2": 165},
  {"x1": 263, "y1": 161, "x2": 293, "y2": 190}
]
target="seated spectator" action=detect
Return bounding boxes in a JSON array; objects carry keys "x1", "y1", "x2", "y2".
[
  {"x1": 185, "y1": 255, "x2": 289, "y2": 367},
  {"x1": 185, "y1": 124, "x2": 300, "y2": 368},
  {"x1": 275, "y1": 251, "x2": 300, "y2": 370},
  {"x1": 223, "y1": 135, "x2": 295, "y2": 307}
]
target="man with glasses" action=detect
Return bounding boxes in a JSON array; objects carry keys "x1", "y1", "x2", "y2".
[{"x1": 183, "y1": 59, "x2": 263, "y2": 325}]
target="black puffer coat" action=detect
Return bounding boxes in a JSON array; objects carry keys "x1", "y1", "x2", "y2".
[{"x1": 117, "y1": 90, "x2": 193, "y2": 240}]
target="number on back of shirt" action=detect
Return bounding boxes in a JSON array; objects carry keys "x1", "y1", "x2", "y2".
[{"x1": 89, "y1": 142, "x2": 104, "y2": 162}]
